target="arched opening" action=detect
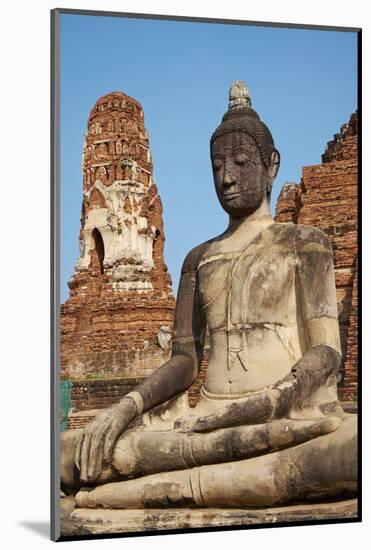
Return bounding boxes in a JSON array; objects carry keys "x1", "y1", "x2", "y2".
[
  {"x1": 92, "y1": 228, "x2": 105, "y2": 274},
  {"x1": 152, "y1": 228, "x2": 162, "y2": 265},
  {"x1": 80, "y1": 200, "x2": 86, "y2": 228}
]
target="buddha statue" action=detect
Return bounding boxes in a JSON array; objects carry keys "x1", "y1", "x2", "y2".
[{"x1": 61, "y1": 81, "x2": 357, "y2": 510}]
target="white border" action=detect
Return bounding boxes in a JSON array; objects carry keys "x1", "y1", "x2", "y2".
[{"x1": 1, "y1": 0, "x2": 368, "y2": 547}]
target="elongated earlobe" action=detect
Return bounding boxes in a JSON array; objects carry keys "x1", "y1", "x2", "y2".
[
  {"x1": 266, "y1": 150, "x2": 280, "y2": 202},
  {"x1": 269, "y1": 150, "x2": 280, "y2": 181}
]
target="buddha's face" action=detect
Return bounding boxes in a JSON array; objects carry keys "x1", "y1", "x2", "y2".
[{"x1": 211, "y1": 131, "x2": 269, "y2": 218}]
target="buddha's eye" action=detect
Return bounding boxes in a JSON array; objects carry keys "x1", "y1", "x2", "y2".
[
  {"x1": 235, "y1": 153, "x2": 249, "y2": 166},
  {"x1": 213, "y1": 158, "x2": 223, "y2": 170}
]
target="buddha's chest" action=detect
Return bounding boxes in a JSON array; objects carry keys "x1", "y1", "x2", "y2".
[{"x1": 197, "y1": 245, "x2": 297, "y2": 330}]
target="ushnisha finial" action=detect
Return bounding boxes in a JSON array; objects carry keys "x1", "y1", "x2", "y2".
[
  {"x1": 228, "y1": 80, "x2": 252, "y2": 110},
  {"x1": 211, "y1": 80, "x2": 276, "y2": 169}
]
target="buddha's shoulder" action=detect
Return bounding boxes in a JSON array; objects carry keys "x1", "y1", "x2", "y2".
[
  {"x1": 181, "y1": 224, "x2": 332, "y2": 274},
  {"x1": 271, "y1": 222, "x2": 333, "y2": 252},
  {"x1": 180, "y1": 237, "x2": 222, "y2": 274}
]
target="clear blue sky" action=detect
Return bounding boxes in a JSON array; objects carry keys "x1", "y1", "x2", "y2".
[{"x1": 60, "y1": 13, "x2": 357, "y2": 302}]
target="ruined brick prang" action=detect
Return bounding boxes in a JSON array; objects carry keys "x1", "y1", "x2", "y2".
[
  {"x1": 322, "y1": 112, "x2": 358, "y2": 163},
  {"x1": 61, "y1": 92, "x2": 175, "y2": 380},
  {"x1": 275, "y1": 113, "x2": 358, "y2": 407}
]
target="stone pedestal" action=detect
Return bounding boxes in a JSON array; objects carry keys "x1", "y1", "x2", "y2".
[{"x1": 60, "y1": 496, "x2": 357, "y2": 537}]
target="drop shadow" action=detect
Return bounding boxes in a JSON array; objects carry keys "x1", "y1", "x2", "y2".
[{"x1": 18, "y1": 521, "x2": 50, "y2": 539}]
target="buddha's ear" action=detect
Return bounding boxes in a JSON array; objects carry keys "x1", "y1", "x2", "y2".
[{"x1": 268, "y1": 150, "x2": 280, "y2": 181}]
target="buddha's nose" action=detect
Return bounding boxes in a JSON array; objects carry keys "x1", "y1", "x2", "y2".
[
  {"x1": 223, "y1": 159, "x2": 236, "y2": 187},
  {"x1": 223, "y1": 172, "x2": 236, "y2": 187}
]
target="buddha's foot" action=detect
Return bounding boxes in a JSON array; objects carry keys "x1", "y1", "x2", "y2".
[{"x1": 76, "y1": 415, "x2": 357, "y2": 509}]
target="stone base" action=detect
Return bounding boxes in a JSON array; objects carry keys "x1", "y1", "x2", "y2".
[{"x1": 60, "y1": 496, "x2": 358, "y2": 537}]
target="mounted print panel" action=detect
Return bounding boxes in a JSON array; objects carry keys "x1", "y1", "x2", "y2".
[{"x1": 51, "y1": 8, "x2": 360, "y2": 542}]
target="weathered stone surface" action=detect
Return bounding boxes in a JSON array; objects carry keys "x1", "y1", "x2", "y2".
[
  {"x1": 275, "y1": 113, "x2": 358, "y2": 406},
  {"x1": 70, "y1": 415, "x2": 356, "y2": 509},
  {"x1": 61, "y1": 91, "x2": 175, "y2": 382},
  {"x1": 111, "y1": 417, "x2": 341, "y2": 478},
  {"x1": 60, "y1": 496, "x2": 357, "y2": 537}
]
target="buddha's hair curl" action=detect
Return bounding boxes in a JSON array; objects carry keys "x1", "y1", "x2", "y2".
[{"x1": 210, "y1": 107, "x2": 276, "y2": 168}]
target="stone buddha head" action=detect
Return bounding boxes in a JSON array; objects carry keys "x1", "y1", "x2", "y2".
[{"x1": 210, "y1": 81, "x2": 280, "y2": 218}]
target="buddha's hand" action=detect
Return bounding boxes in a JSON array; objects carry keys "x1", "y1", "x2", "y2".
[
  {"x1": 74, "y1": 397, "x2": 138, "y2": 483},
  {"x1": 188, "y1": 385, "x2": 295, "y2": 433}
]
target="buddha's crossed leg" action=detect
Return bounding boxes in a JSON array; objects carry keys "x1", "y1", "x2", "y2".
[{"x1": 61, "y1": 414, "x2": 356, "y2": 508}]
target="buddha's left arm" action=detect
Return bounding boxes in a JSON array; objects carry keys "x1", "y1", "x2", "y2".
[{"x1": 282, "y1": 229, "x2": 342, "y2": 407}]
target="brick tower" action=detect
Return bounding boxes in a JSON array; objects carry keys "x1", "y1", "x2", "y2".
[
  {"x1": 61, "y1": 91, "x2": 175, "y2": 383},
  {"x1": 275, "y1": 113, "x2": 358, "y2": 408}
]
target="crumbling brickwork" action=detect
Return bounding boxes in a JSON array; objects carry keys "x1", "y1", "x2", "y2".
[
  {"x1": 187, "y1": 350, "x2": 210, "y2": 407},
  {"x1": 275, "y1": 113, "x2": 358, "y2": 407},
  {"x1": 61, "y1": 92, "x2": 175, "y2": 382}
]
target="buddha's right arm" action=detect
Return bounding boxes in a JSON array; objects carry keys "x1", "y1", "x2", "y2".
[
  {"x1": 123, "y1": 250, "x2": 206, "y2": 416},
  {"x1": 75, "y1": 249, "x2": 206, "y2": 483}
]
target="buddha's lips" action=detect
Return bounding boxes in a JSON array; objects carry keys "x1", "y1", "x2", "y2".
[{"x1": 224, "y1": 192, "x2": 240, "y2": 200}]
